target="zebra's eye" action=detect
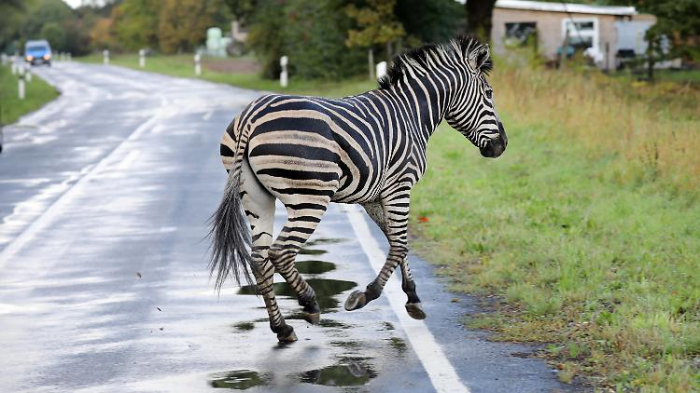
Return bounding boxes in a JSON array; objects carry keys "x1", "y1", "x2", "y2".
[{"x1": 486, "y1": 90, "x2": 493, "y2": 99}]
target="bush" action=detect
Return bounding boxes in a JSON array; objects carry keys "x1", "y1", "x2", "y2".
[{"x1": 248, "y1": 0, "x2": 366, "y2": 80}]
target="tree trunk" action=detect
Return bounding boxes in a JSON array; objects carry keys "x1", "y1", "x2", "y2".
[
  {"x1": 646, "y1": 36, "x2": 656, "y2": 83},
  {"x1": 465, "y1": 0, "x2": 497, "y2": 42}
]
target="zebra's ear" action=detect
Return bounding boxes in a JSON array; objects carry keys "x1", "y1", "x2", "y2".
[{"x1": 467, "y1": 44, "x2": 490, "y2": 72}]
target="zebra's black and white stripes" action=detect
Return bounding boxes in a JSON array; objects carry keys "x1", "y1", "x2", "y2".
[{"x1": 210, "y1": 36, "x2": 507, "y2": 342}]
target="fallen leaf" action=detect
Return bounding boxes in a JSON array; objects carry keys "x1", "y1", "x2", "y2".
[
  {"x1": 418, "y1": 216, "x2": 429, "y2": 223},
  {"x1": 157, "y1": 307, "x2": 162, "y2": 311},
  {"x1": 136, "y1": 272, "x2": 142, "y2": 279}
]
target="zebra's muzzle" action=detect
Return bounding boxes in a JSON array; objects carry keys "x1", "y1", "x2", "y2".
[
  {"x1": 479, "y1": 136, "x2": 506, "y2": 158},
  {"x1": 480, "y1": 121, "x2": 507, "y2": 158}
]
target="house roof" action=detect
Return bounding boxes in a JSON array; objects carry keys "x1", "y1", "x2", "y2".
[{"x1": 494, "y1": 0, "x2": 637, "y2": 16}]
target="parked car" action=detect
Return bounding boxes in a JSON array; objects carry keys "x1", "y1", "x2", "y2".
[{"x1": 24, "y1": 40, "x2": 52, "y2": 66}]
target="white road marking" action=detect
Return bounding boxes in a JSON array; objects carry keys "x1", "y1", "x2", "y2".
[
  {"x1": 117, "y1": 150, "x2": 140, "y2": 170},
  {"x1": 346, "y1": 205, "x2": 470, "y2": 393},
  {"x1": 0, "y1": 101, "x2": 168, "y2": 268}
]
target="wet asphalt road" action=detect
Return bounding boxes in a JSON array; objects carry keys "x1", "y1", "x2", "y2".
[{"x1": 0, "y1": 62, "x2": 578, "y2": 392}]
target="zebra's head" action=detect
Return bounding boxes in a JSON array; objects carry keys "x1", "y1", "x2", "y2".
[{"x1": 445, "y1": 39, "x2": 508, "y2": 158}]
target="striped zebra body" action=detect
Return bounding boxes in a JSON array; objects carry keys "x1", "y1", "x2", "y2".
[{"x1": 210, "y1": 36, "x2": 508, "y2": 342}]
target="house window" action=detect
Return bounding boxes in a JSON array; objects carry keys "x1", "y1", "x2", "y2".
[
  {"x1": 505, "y1": 22, "x2": 537, "y2": 46},
  {"x1": 562, "y1": 17, "x2": 599, "y2": 54}
]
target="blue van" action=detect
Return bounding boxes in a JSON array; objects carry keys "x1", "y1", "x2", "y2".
[{"x1": 24, "y1": 40, "x2": 52, "y2": 66}]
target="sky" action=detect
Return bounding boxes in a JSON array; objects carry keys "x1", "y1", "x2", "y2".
[
  {"x1": 62, "y1": 0, "x2": 81, "y2": 7},
  {"x1": 62, "y1": 0, "x2": 109, "y2": 8}
]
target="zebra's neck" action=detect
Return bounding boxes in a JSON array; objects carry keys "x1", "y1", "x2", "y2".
[{"x1": 382, "y1": 67, "x2": 459, "y2": 149}]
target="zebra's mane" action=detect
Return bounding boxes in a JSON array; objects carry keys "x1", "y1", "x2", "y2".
[{"x1": 378, "y1": 35, "x2": 492, "y2": 90}]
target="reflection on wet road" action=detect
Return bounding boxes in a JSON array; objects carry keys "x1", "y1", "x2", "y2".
[
  {"x1": 218, "y1": 238, "x2": 415, "y2": 390},
  {"x1": 0, "y1": 62, "x2": 573, "y2": 393}
]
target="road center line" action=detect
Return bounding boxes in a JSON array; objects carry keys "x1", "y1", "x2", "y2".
[
  {"x1": 346, "y1": 205, "x2": 470, "y2": 393},
  {"x1": 0, "y1": 107, "x2": 166, "y2": 268}
]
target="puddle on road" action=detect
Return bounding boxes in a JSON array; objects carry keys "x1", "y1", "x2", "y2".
[
  {"x1": 209, "y1": 370, "x2": 271, "y2": 390},
  {"x1": 295, "y1": 260, "x2": 335, "y2": 275},
  {"x1": 233, "y1": 322, "x2": 255, "y2": 331},
  {"x1": 298, "y1": 359, "x2": 377, "y2": 387},
  {"x1": 318, "y1": 319, "x2": 353, "y2": 329},
  {"x1": 299, "y1": 237, "x2": 348, "y2": 255},
  {"x1": 298, "y1": 248, "x2": 327, "y2": 256},
  {"x1": 386, "y1": 337, "x2": 408, "y2": 354},
  {"x1": 305, "y1": 238, "x2": 348, "y2": 247},
  {"x1": 239, "y1": 278, "x2": 356, "y2": 312}
]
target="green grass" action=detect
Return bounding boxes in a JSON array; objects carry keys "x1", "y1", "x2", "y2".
[
  {"x1": 77, "y1": 53, "x2": 376, "y2": 98},
  {"x1": 614, "y1": 69, "x2": 700, "y2": 86},
  {"x1": 411, "y1": 93, "x2": 700, "y2": 390},
  {"x1": 0, "y1": 65, "x2": 59, "y2": 125}
]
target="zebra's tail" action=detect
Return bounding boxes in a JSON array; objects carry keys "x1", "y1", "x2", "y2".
[{"x1": 208, "y1": 118, "x2": 255, "y2": 291}]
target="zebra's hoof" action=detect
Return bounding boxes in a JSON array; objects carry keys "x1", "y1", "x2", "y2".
[
  {"x1": 303, "y1": 312, "x2": 321, "y2": 325},
  {"x1": 277, "y1": 329, "x2": 298, "y2": 343},
  {"x1": 275, "y1": 324, "x2": 298, "y2": 343},
  {"x1": 344, "y1": 290, "x2": 367, "y2": 311},
  {"x1": 405, "y1": 302, "x2": 426, "y2": 320}
]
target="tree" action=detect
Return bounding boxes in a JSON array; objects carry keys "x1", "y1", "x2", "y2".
[
  {"x1": 345, "y1": 0, "x2": 405, "y2": 60},
  {"x1": 247, "y1": 0, "x2": 285, "y2": 78},
  {"x1": 157, "y1": 0, "x2": 231, "y2": 54},
  {"x1": 285, "y1": 0, "x2": 366, "y2": 79},
  {"x1": 21, "y1": 0, "x2": 74, "y2": 43},
  {"x1": 396, "y1": 0, "x2": 465, "y2": 46},
  {"x1": 112, "y1": 0, "x2": 160, "y2": 51},
  {"x1": 40, "y1": 22, "x2": 66, "y2": 51},
  {"x1": 465, "y1": 0, "x2": 497, "y2": 42},
  {"x1": 90, "y1": 17, "x2": 118, "y2": 50},
  {"x1": 0, "y1": 0, "x2": 32, "y2": 53},
  {"x1": 638, "y1": 0, "x2": 700, "y2": 62},
  {"x1": 248, "y1": 0, "x2": 366, "y2": 80},
  {"x1": 223, "y1": 0, "x2": 258, "y2": 23}
]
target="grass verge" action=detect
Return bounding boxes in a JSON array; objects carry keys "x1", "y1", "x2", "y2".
[
  {"x1": 0, "y1": 65, "x2": 59, "y2": 125},
  {"x1": 77, "y1": 53, "x2": 376, "y2": 98},
  {"x1": 411, "y1": 62, "x2": 700, "y2": 391}
]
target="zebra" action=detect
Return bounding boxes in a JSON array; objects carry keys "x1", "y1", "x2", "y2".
[{"x1": 210, "y1": 36, "x2": 507, "y2": 342}]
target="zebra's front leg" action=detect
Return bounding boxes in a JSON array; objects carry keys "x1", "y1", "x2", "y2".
[{"x1": 345, "y1": 197, "x2": 425, "y2": 319}]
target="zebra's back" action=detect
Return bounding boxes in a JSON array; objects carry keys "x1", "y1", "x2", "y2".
[{"x1": 222, "y1": 93, "x2": 397, "y2": 204}]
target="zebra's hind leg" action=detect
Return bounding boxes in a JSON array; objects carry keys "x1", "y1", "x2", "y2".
[
  {"x1": 345, "y1": 198, "x2": 425, "y2": 320},
  {"x1": 268, "y1": 202, "x2": 329, "y2": 325},
  {"x1": 241, "y1": 160, "x2": 297, "y2": 343}
]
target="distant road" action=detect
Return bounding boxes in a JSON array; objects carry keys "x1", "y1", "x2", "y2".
[{"x1": 0, "y1": 62, "x2": 577, "y2": 393}]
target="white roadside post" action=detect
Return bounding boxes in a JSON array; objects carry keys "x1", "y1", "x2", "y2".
[
  {"x1": 280, "y1": 55, "x2": 288, "y2": 88},
  {"x1": 139, "y1": 49, "x2": 146, "y2": 68},
  {"x1": 103, "y1": 49, "x2": 109, "y2": 65},
  {"x1": 26, "y1": 67, "x2": 32, "y2": 82},
  {"x1": 67, "y1": 53, "x2": 72, "y2": 61},
  {"x1": 18, "y1": 65, "x2": 25, "y2": 100},
  {"x1": 376, "y1": 61, "x2": 388, "y2": 80},
  {"x1": 11, "y1": 54, "x2": 17, "y2": 75},
  {"x1": 194, "y1": 53, "x2": 201, "y2": 76},
  {"x1": 1, "y1": 54, "x2": 7, "y2": 67}
]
